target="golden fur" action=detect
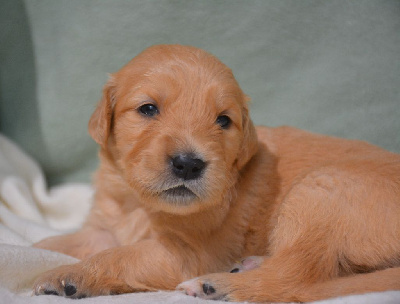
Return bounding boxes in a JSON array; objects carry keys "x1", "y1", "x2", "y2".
[{"x1": 33, "y1": 45, "x2": 400, "y2": 302}]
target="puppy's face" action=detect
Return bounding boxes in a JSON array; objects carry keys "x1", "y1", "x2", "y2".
[{"x1": 89, "y1": 45, "x2": 257, "y2": 214}]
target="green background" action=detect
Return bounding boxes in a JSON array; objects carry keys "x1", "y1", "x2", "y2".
[{"x1": 1, "y1": 0, "x2": 399, "y2": 185}]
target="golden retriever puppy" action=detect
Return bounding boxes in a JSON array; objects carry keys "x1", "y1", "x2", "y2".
[{"x1": 33, "y1": 45, "x2": 400, "y2": 302}]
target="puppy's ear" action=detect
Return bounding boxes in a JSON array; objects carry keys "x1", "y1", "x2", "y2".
[
  {"x1": 88, "y1": 78, "x2": 116, "y2": 148},
  {"x1": 236, "y1": 98, "x2": 258, "y2": 169}
]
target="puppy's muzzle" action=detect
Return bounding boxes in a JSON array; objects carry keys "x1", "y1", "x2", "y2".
[{"x1": 171, "y1": 154, "x2": 206, "y2": 180}]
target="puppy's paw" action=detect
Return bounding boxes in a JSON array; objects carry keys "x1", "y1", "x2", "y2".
[
  {"x1": 33, "y1": 264, "x2": 134, "y2": 298},
  {"x1": 177, "y1": 258, "x2": 266, "y2": 301},
  {"x1": 229, "y1": 256, "x2": 265, "y2": 273},
  {"x1": 177, "y1": 278, "x2": 224, "y2": 300},
  {"x1": 33, "y1": 264, "x2": 87, "y2": 298},
  {"x1": 177, "y1": 273, "x2": 241, "y2": 301}
]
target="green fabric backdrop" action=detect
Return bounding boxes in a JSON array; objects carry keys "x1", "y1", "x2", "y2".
[{"x1": 1, "y1": 0, "x2": 399, "y2": 185}]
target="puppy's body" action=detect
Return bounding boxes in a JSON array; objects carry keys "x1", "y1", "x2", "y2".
[{"x1": 34, "y1": 45, "x2": 400, "y2": 302}]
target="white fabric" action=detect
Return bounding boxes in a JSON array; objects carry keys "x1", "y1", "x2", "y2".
[{"x1": 0, "y1": 133, "x2": 399, "y2": 303}]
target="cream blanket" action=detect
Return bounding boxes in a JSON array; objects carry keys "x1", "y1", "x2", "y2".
[{"x1": 0, "y1": 133, "x2": 399, "y2": 304}]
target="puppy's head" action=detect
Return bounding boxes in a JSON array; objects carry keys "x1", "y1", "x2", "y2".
[{"x1": 89, "y1": 45, "x2": 258, "y2": 214}]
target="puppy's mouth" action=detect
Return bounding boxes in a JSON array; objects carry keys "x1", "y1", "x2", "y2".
[{"x1": 162, "y1": 185, "x2": 196, "y2": 199}]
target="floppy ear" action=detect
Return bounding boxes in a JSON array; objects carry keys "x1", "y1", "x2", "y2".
[
  {"x1": 236, "y1": 100, "x2": 258, "y2": 169},
  {"x1": 88, "y1": 79, "x2": 116, "y2": 148}
]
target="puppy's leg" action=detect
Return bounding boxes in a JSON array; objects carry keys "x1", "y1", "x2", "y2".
[
  {"x1": 179, "y1": 167, "x2": 400, "y2": 302},
  {"x1": 178, "y1": 244, "x2": 337, "y2": 302},
  {"x1": 33, "y1": 238, "x2": 197, "y2": 298},
  {"x1": 303, "y1": 267, "x2": 400, "y2": 301},
  {"x1": 33, "y1": 227, "x2": 118, "y2": 259},
  {"x1": 178, "y1": 263, "x2": 400, "y2": 302}
]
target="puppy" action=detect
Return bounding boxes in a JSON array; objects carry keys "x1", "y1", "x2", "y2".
[{"x1": 33, "y1": 45, "x2": 400, "y2": 302}]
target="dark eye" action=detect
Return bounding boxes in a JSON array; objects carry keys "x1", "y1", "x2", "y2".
[
  {"x1": 216, "y1": 115, "x2": 231, "y2": 129},
  {"x1": 138, "y1": 104, "x2": 159, "y2": 117}
]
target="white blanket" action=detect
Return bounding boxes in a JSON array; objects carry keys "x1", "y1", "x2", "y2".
[{"x1": 0, "y1": 133, "x2": 399, "y2": 304}]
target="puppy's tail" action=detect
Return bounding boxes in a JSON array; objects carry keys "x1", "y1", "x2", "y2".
[{"x1": 301, "y1": 267, "x2": 400, "y2": 301}]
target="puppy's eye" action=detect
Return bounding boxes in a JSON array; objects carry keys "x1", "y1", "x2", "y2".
[
  {"x1": 138, "y1": 104, "x2": 159, "y2": 117},
  {"x1": 216, "y1": 115, "x2": 231, "y2": 129}
]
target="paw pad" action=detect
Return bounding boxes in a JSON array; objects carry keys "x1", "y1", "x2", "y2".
[
  {"x1": 202, "y1": 283, "x2": 216, "y2": 295},
  {"x1": 64, "y1": 283, "x2": 77, "y2": 296}
]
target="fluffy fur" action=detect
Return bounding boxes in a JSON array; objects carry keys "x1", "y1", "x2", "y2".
[{"x1": 33, "y1": 45, "x2": 400, "y2": 302}]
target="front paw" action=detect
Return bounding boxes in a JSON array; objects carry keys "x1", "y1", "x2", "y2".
[
  {"x1": 33, "y1": 263, "x2": 134, "y2": 298},
  {"x1": 33, "y1": 264, "x2": 87, "y2": 298}
]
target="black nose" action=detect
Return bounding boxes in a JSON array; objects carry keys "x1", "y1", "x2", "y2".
[{"x1": 171, "y1": 154, "x2": 206, "y2": 180}]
